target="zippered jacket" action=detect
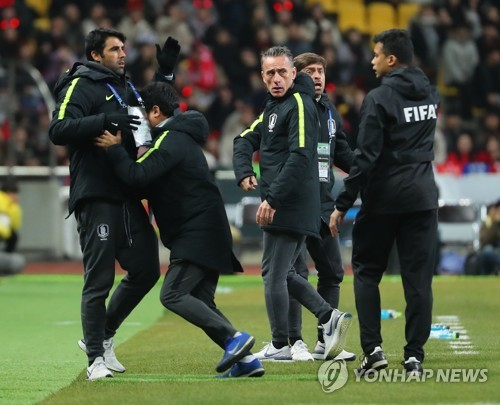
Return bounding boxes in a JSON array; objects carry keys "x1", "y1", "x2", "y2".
[
  {"x1": 49, "y1": 62, "x2": 167, "y2": 213},
  {"x1": 316, "y1": 93, "x2": 354, "y2": 223},
  {"x1": 336, "y1": 66, "x2": 439, "y2": 213},
  {"x1": 106, "y1": 110, "x2": 243, "y2": 274},
  {"x1": 233, "y1": 72, "x2": 321, "y2": 237}
]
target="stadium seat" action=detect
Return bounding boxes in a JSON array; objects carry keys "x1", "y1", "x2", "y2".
[
  {"x1": 397, "y1": 2, "x2": 421, "y2": 29},
  {"x1": 336, "y1": 2, "x2": 367, "y2": 34},
  {"x1": 438, "y1": 201, "x2": 481, "y2": 250},
  {"x1": 366, "y1": 2, "x2": 397, "y2": 37},
  {"x1": 305, "y1": 0, "x2": 338, "y2": 14}
]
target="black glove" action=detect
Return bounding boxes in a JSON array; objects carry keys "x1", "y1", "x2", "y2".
[
  {"x1": 104, "y1": 112, "x2": 140, "y2": 132},
  {"x1": 156, "y1": 36, "x2": 181, "y2": 76}
]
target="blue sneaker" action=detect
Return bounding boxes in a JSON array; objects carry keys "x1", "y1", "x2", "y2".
[
  {"x1": 216, "y1": 332, "x2": 255, "y2": 373},
  {"x1": 217, "y1": 358, "x2": 265, "y2": 378}
]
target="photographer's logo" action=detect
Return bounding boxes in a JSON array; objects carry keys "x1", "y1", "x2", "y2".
[{"x1": 317, "y1": 360, "x2": 348, "y2": 393}]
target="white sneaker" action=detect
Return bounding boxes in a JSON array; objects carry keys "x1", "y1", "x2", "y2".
[
  {"x1": 254, "y1": 343, "x2": 293, "y2": 361},
  {"x1": 291, "y1": 340, "x2": 314, "y2": 361},
  {"x1": 334, "y1": 349, "x2": 357, "y2": 361},
  {"x1": 78, "y1": 338, "x2": 126, "y2": 373},
  {"x1": 322, "y1": 309, "x2": 352, "y2": 360},
  {"x1": 312, "y1": 341, "x2": 326, "y2": 360},
  {"x1": 86, "y1": 356, "x2": 113, "y2": 381},
  {"x1": 312, "y1": 339, "x2": 357, "y2": 361}
]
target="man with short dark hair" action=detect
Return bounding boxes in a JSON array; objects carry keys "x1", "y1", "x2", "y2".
[
  {"x1": 330, "y1": 29, "x2": 440, "y2": 376},
  {"x1": 95, "y1": 81, "x2": 263, "y2": 379},
  {"x1": 49, "y1": 27, "x2": 180, "y2": 380},
  {"x1": 288, "y1": 52, "x2": 356, "y2": 362}
]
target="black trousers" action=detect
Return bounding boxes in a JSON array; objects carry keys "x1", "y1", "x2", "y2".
[
  {"x1": 289, "y1": 231, "x2": 345, "y2": 339},
  {"x1": 76, "y1": 199, "x2": 160, "y2": 363},
  {"x1": 352, "y1": 208, "x2": 437, "y2": 362},
  {"x1": 160, "y1": 260, "x2": 236, "y2": 349}
]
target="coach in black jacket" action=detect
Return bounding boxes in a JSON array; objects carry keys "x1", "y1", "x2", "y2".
[
  {"x1": 96, "y1": 81, "x2": 262, "y2": 378},
  {"x1": 330, "y1": 29, "x2": 439, "y2": 376},
  {"x1": 49, "y1": 28, "x2": 180, "y2": 380},
  {"x1": 286, "y1": 52, "x2": 355, "y2": 361},
  {"x1": 233, "y1": 46, "x2": 352, "y2": 361}
]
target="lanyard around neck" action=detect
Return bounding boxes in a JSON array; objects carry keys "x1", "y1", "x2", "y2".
[
  {"x1": 327, "y1": 109, "x2": 336, "y2": 142},
  {"x1": 106, "y1": 81, "x2": 144, "y2": 108}
]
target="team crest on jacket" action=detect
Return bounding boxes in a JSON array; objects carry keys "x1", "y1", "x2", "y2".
[
  {"x1": 97, "y1": 224, "x2": 109, "y2": 241},
  {"x1": 268, "y1": 113, "x2": 277, "y2": 132}
]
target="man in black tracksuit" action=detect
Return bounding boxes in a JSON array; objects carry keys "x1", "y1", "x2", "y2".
[
  {"x1": 49, "y1": 28, "x2": 180, "y2": 380},
  {"x1": 286, "y1": 52, "x2": 356, "y2": 361},
  {"x1": 233, "y1": 46, "x2": 352, "y2": 362},
  {"x1": 95, "y1": 81, "x2": 263, "y2": 379},
  {"x1": 330, "y1": 29, "x2": 439, "y2": 375}
]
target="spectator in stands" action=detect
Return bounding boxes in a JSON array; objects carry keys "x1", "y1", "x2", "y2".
[
  {"x1": 409, "y1": 4, "x2": 441, "y2": 84},
  {"x1": 218, "y1": 97, "x2": 255, "y2": 168},
  {"x1": 239, "y1": 3, "x2": 272, "y2": 51},
  {"x1": 126, "y1": 31, "x2": 158, "y2": 88},
  {"x1": 336, "y1": 28, "x2": 374, "y2": 87},
  {"x1": 81, "y1": 3, "x2": 110, "y2": 34},
  {"x1": 0, "y1": 177, "x2": 26, "y2": 276},
  {"x1": 117, "y1": 1, "x2": 154, "y2": 60},
  {"x1": 441, "y1": 110, "x2": 463, "y2": 153},
  {"x1": 478, "y1": 200, "x2": 500, "y2": 275},
  {"x1": 303, "y1": 3, "x2": 342, "y2": 52},
  {"x1": 473, "y1": 35, "x2": 500, "y2": 111},
  {"x1": 441, "y1": 24, "x2": 479, "y2": 118},
  {"x1": 154, "y1": 2, "x2": 193, "y2": 56},
  {"x1": 205, "y1": 85, "x2": 236, "y2": 161},
  {"x1": 443, "y1": 131, "x2": 490, "y2": 174},
  {"x1": 484, "y1": 135, "x2": 500, "y2": 173},
  {"x1": 271, "y1": 7, "x2": 294, "y2": 45}
]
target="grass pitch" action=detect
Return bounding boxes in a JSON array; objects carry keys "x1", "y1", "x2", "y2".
[{"x1": 0, "y1": 274, "x2": 498, "y2": 404}]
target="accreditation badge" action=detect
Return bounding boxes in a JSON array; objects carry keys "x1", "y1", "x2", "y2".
[
  {"x1": 317, "y1": 142, "x2": 330, "y2": 183},
  {"x1": 128, "y1": 106, "x2": 152, "y2": 147}
]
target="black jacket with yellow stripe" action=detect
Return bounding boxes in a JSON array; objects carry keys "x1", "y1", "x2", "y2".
[
  {"x1": 233, "y1": 72, "x2": 321, "y2": 238},
  {"x1": 49, "y1": 62, "x2": 153, "y2": 213},
  {"x1": 105, "y1": 110, "x2": 243, "y2": 273}
]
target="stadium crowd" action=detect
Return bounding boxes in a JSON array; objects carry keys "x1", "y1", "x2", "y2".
[{"x1": 0, "y1": 0, "x2": 499, "y2": 173}]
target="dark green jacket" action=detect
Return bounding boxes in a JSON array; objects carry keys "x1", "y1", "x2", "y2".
[
  {"x1": 49, "y1": 62, "x2": 168, "y2": 213},
  {"x1": 233, "y1": 72, "x2": 321, "y2": 238},
  {"x1": 106, "y1": 110, "x2": 243, "y2": 274},
  {"x1": 315, "y1": 93, "x2": 354, "y2": 224}
]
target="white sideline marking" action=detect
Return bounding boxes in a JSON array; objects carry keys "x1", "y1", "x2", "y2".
[{"x1": 434, "y1": 315, "x2": 478, "y2": 355}]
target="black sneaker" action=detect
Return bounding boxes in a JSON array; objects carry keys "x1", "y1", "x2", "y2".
[
  {"x1": 356, "y1": 346, "x2": 388, "y2": 376},
  {"x1": 402, "y1": 356, "x2": 423, "y2": 375}
]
